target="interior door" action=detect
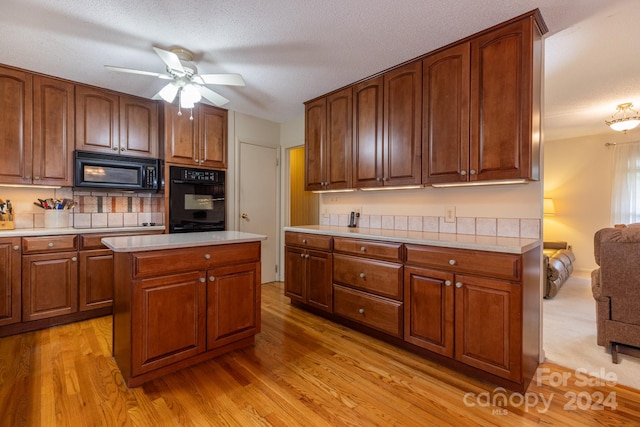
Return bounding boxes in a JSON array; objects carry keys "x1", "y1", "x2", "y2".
[{"x1": 239, "y1": 142, "x2": 279, "y2": 283}]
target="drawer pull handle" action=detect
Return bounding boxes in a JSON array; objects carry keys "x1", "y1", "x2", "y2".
[
  {"x1": 455, "y1": 282, "x2": 463, "y2": 288},
  {"x1": 204, "y1": 254, "x2": 211, "y2": 260},
  {"x1": 48, "y1": 242, "x2": 54, "y2": 248},
  {"x1": 358, "y1": 308, "x2": 365, "y2": 315},
  {"x1": 359, "y1": 273, "x2": 366, "y2": 279},
  {"x1": 71, "y1": 257, "x2": 77, "y2": 262},
  {"x1": 199, "y1": 277, "x2": 206, "y2": 283},
  {"x1": 445, "y1": 280, "x2": 451, "y2": 286},
  {"x1": 13, "y1": 245, "x2": 19, "y2": 251},
  {"x1": 449, "y1": 259, "x2": 456, "y2": 265},
  {"x1": 209, "y1": 276, "x2": 215, "y2": 282},
  {"x1": 360, "y1": 246, "x2": 366, "y2": 252}
]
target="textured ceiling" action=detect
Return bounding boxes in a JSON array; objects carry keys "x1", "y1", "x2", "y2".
[{"x1": 2, "y1": 0, "x2": 639, "y2": 141}]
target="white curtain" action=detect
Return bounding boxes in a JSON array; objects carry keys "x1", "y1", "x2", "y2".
[{"x1": 611, "y1": 142, "x2": 640, "y2": 224}]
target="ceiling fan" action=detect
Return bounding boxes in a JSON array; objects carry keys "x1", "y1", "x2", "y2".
[{"x1": 105, "y1": 46, "x2": 245, "y2": 115}]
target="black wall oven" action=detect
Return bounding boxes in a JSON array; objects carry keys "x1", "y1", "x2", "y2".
[{"x1": 168, "y1": 166, "x2": 225, "y2": 233}]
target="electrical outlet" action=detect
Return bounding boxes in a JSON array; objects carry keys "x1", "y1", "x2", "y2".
[{"x1": 445, "y1": 206, "x2": 456, "y2": 223}]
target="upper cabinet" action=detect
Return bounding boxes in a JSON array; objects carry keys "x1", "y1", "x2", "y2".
[
  {"x1": 307, "y1": 9, "x2": 546, "y2": 189},
  {"x1": 76, "y1": 85, "x2": 159, "y2": 158},
  {"x1": 163, "y1": 103, "x2": 227, "y2": 169},
  {"x1": 305, "y1": 87, "x2": 352, "y2": 191},
  {"x1": 0, "y1": 67, "x2": 74, "y2": 186},
  {"x1": 353, "y1": 61, "x2": 422, "y2": 188}
]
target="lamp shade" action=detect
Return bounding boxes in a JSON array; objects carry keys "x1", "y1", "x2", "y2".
[{"x1": 543, "y1": 198, "x2": 556, "y2": 215}]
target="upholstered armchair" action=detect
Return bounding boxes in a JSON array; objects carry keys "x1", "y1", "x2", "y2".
[{"x1": 591, "y1": 226, "x2": 640, "y2": 363}]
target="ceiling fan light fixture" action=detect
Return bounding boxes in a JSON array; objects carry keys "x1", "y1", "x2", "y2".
[
  {"x1": 606, "y1": 102, "x2": 640, "y2": 132},
  {"x1": 182, "y1": 83, "x2": 202, "y2": 105},
  {"x1": 158, "y1": 82, "x2": 179, "y2": 103}
]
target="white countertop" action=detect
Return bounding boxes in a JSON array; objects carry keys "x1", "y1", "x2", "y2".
[
  {"x1": 0, "y1": 225, "x2": 166, "y2": 238},
  {"x1": 284, "y1": 225, "x2": 540, "y2": 254},
  {"x1": 102, "y1": 230, "x2": 267, "y2": 252}
]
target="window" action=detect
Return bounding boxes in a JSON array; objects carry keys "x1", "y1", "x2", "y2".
[{"x1": 611, "y1": 142, "x2": 640, "y2": 224}]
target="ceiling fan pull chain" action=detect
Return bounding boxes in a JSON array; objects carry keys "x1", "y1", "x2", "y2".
[
  {"x1": 190, "y1": 108, "x2": 194, "y2": 121},
  {"x1": 177, "y1": 103, "x2": 182, "y2": 116}
]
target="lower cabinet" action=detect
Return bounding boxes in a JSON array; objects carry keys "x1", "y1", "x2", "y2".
[
  {"x1": 78, "y1": 249, "x2": 113, "y2": 311},
  {"x1": 0, "y1": 237, "x2": 21, "y2": 327},
  {"x1": 114, "y1": 241, "x2": 262, "y2": 387}
]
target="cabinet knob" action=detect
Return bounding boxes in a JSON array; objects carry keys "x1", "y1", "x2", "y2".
[
  {"x1": 199, "y1": 277, "x2": 206, "y2": 283},
  {"x1": 300, "y1": 253, "x2": 305, "y2": 258},
  {"x1": 120, "y1": 147, "x2": 126, "y2": 151},
  {"x1": 382, "y1": 177, "x2": 388, "y2": 182},
  {"x1": 376, "y1": 177, "x2": 382, "y2": 182},
  {"x1": 470, "y1": 169, "x2": 476, "y2": 175},
  {"x1": 34, "y1": 176, "x2": 40, "y2": 180},
  {"x1": 48, "y1": 242, "x2": 54, "y2": 248},
  {"x1": 199, "y1": 160, "x2": 205, "y2": 164},
  {"x1": 449, "y1": 259, "x2": 456, "y2": 265},
  {"x1": 455, "y1": 282, "x2": 463, "y2": 288},
  {"x1": 358, "y1": 308, "x2": 365, "y2": 315},
  {"x1": 360, "y1": 246, "x2": 366, "y2": 252},
  {"x1": 302, "y1": 239, "x2": 307, "y2": 244},
  {"x1": 204, "y1": 254, "x2": 211, "y2": 260},
  {"x1": 13, "y1": 245, "x2": 19, "y2": 251},
  {"x1": 460, "y1": 170, "x2": 467, "y2": 176},
  {"x1": 359, "y1": 272, "x2": 366, "y2": 279},
  {"x1": 445, "y1": 280, "x2": 451, "y2": 286},
  {"x1": 209, "y1": 276, "x2": 215, "y2": 282},
  {"x1": 112, "y1": 147, "x2": 118, "y2": 151},
  {"x1": 305, "y1": 254, "x2": 310, "y2": 259},
  {"x1": 71, "y1": 256, "x2": 77, "y2": 262},
  {"x1": 26, "y1": 175, "x2": 31, "y2": 179}
]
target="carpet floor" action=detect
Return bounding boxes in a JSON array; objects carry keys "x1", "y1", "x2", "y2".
[{"x1": 543, "y1": 272, "x2": 640, "y2": 390}]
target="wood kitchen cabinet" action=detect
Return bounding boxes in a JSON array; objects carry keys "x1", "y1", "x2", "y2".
[
  {"x1": 304, "y1": 87, "x2": 352, "y2": 191},
  {"x1": 352, "y1": 60, "x2": 422, "y2": 188},
  {"x1": 284, "y1": 232, "x2": 333, "y2": 312},
  {"x1": 76, "y1": 86, "x2": 159, "y2": 158},
  {"x1": 0, "y1": 67, "x2": 74, "y2": 186},
  {"x1": 163, "y1": 103, "x2": 227, "y2": 168},
  {"x1": 404, "y1": 244, "x2": 526, "y2": 382},
  {"x1": 113, "y1": 240, "x2": 261, "y2": 386},
  {"x1": 0, "y1": 237, "x2": 21, "y2": 327},
  {"x1": 21, "y1": 235, "x2": 79, "y2": 322}
]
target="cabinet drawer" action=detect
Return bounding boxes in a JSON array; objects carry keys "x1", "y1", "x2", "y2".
[
  {"x1": 333, "y1": 285, "x2": 403, "y2": 338},
  {"x1": 333, "y1": 254, "x2": 403, "y2": 300},
  {"x1": 333, "y1": 237, "x2": 402, "y2": 262},
  {"x1": 132, "y1": 242, "x2": 260, "y2": 278},
  {"x1": 22, "y1": 235, "x2": 77, "y2": 254},
  {"x1": 405, "y1": 244, "x2": 521, "y2": 281},
  {"x1": 80, "y1": 230, "x2": 163, "y2": 250},
  {"x1": 285, "y1": 232, "x2": 332, "y2": 251}
]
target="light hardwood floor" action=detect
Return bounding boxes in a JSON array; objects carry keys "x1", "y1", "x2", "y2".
[{"x1": 0, "y1": 282, "x2": 638, "y2": 426}]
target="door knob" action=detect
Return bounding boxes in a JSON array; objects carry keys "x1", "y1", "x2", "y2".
[{"x1": 241, "y1": 212, "x2": 249, "y2": 220}]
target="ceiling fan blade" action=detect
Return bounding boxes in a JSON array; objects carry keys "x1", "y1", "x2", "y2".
[
  {"x1": 199, "y1": 73, "x2": 245, "y2": 86},
  {"x1": 104, "y1": 65, "x2": 164, "y2": 77},
  {"x1": 153, "y1": 47, "x2": 185, "y2": 73},
  {"x1": 199, "y1": 86, "x2": 229, "y2": 106}
]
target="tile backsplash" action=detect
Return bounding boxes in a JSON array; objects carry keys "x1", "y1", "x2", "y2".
[
  {"x1": 13, "y1": 187, "x2": 164, "y2": 229},
  {"x1": 321, "y1": 213, "x2": 540, "y2": 239}
]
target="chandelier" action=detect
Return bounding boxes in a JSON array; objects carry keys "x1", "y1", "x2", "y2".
[{"x1": 605, "y1": 102, "x2": 640, "y2": 133}]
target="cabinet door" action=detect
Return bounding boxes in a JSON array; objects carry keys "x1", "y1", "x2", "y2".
[
  {"x1": 422, "y1": 43, "x2": 470, "y2": 184},
  {"x1": 326, "y1": 87, "x2": 352, "y2": 189},
  {"x1": 206, "y1": 262, "x2": 260, "y2": 349},
  {"x1": 0, "y1": 238, "x2": 21, "y2": 327},
  {"x1": 307, "y1": 249, "x2": 333, "y2": 312},
  {"x1": 78, "y1": 249, "x2": 113, "y2": 311},
  {"x1": 75, "y1": 85, "x2": 119, "y2": 154},
  {"x1": 470, "y1": 18, "x2": 537, "y2": 181},
  {"x1": 304, "y1": 97, "x2": 326, "y2": 191},
  {"x1": 383, "y1": 61, "x2": 422, "y2": 186},
  {"x1": 132, "y1": 271, "x2": 206, "y2": 375},
  {"x1": 284, "y1": 245, "x2": 306, "y2": 303},
  {"x1": 119, "y1": 95, "x2": 158, "y2": 158},
  {"x1": 454, "y1": 274, "x2": 522, "y2": 382},
  {"x1": 199, "y1": 105, "x2": 227, "y2": 168},
  {"x1": 404, "y1": 266, "x2": 454, "y2": 357},
  {"x1": 33, "y1": 76, "x2": 75, "y2": 186},
  {"x1": 0, "y1": 66, "x2": 32, "y2": 185},
  {"x1": 352, "y1": 76, "x2": 383, "y2": 188},
  {"x1": 22, "y1": 252, "x2": 78, "y2": 321},
  {"x1": 163, "y1": 103, "x2": 198, "y2": 165}
]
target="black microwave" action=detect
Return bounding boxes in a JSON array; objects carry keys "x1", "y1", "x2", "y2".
[{"x1": 74, "y1": 151, "x2": 160, "y2": 191}]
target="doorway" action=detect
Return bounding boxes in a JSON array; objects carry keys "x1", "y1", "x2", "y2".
[
  {"x1": 289, "y1": 146, "x2": 318, "y2": 226},
  {"x1": 238, "y1": 141, "x2": 279, "y2": 283}
]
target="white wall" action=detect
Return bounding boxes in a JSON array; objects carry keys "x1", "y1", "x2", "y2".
[{"x1": 543, "y1": 131, "x2": 637, "y2": 273}]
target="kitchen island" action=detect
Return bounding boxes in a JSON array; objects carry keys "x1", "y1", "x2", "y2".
[{"x1": 102, "y1": 231, "x2": 267, "y2": 387}]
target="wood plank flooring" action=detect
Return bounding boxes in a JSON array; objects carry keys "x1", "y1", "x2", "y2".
[{"x1": 0, "y1": 282, "x2": 638, "y2": 426}]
